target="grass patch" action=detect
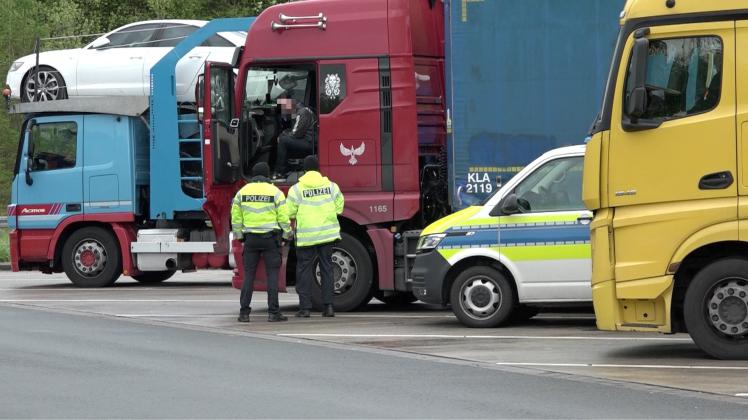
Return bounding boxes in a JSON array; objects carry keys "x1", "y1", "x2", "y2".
[{"x1": 0, "y1": 228, "x2": 8, "y2": 263}]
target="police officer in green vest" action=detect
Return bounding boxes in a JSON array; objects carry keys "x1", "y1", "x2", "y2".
[
  {"x1": 287, "y1": 156, "x2": 345, "y2": 318},
  {"x1": 231, "y1": 162, "x2": 292, "y2": 322}
]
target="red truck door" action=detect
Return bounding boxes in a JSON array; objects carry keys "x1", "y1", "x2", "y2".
[{"x1": 318, "y1": 59, "x2": 385, "y2": 195}]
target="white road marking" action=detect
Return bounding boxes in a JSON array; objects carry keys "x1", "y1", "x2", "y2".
[
  {"x1": 276, "y1": 333, "x2": 692, "y2": 341},
  {"x1": 111, "y1": 313, "x2": 453, "y2": 318},
  {"x1": 0, "y1": 299, "x2": 238, "y2": 302},
  {"x1": 735, "y1": 393, "x2": 748, "y2": 397},
  {"x1": 496, "y1": 362, "x2": 748, "y2": 371}
]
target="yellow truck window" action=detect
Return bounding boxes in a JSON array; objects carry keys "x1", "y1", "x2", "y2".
[{"x1": 624, "y1": 36, "x2": 722, "y2": 121}]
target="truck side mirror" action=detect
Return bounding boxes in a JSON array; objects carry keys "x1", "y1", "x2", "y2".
[
  {"x1": 25, "y1": 155, "x2": 33, "y2": 186},
  {"x1": 625, "y1": 36, "x2": 650, "y2": 119}
]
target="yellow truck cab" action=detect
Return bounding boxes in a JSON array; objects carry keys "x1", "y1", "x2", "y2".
[
  {"x1": 411, "y1": 145, "x2": 591, "y2": 327},
  {"x1": 583, "y1": 0, "x2": 748, "y2": 359}
]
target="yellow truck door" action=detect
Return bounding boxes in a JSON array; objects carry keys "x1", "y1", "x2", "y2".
[
  {"x1": 735, "y1": 21, "x2": 748, "y2": 239},
  {"x1": 608, "y1": 22, "x2": 737, "y2": 283}
]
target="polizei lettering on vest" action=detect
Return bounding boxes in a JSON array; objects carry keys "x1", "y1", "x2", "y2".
[
  {"x1": 242, "y1": 195, "x2": 273, "y2": 203},
  {"x1": 302, "y1": 187, "x2": 332, "y2": 198}
]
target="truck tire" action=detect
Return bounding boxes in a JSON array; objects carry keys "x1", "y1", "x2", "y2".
[
  {"x1": 132, "y1": 270, "x2": 176, "y2": 284},
  {"x1": 61, "y1": 227, "x2": 121, "y2": 288},
  {"x1": 311, "y1": 232, "x2": 373, "y2": 312},
  {"x1": 684, "y1": 258, "x2": 748, "y2": 360},
  {"x1": 376, "y1": 291, "x2": 418, "y2": 306},
  {"x1": 450, "y1": 266, "x2": 515, "y2": 328}
]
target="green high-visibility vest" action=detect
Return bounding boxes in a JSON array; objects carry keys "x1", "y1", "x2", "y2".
[
  {"x1": 231, "y1": 179, "x2": 291, "y2": 239},
  {"x1": 287, "y1": 171, "x2": 344, "y2": 247}
]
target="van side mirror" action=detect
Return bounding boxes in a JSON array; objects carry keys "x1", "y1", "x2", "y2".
[
  {"x1": 90, "y1": 37, "x2": 111, "y2": 49},
  {"x1": 626, "y1": 36, "x2": 650, "y2": 119},
  {"x1": 490, "y1": 193, "x2": 529, "y2": 216}
]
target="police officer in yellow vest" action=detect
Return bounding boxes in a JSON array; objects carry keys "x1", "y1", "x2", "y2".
[
  {"x1": 287, "y1": 156, "x2": 344, "y2": 318},
  {"x1": 231, "y1": 162, "x2": 292, "y2": 322}
]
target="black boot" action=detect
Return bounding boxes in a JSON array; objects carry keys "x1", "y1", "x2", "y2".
[
  {"x1": 237, "y1": 308, "x2": 251, "y2": 322},
  {"x1": 268, "y1": 312, "x2": 288, "y2": 322},
  {"x1": 322, "y1": 304, "x2": 335, "y2": 317},
  {"x1": 295, "y1": 309, "x2": 311, "y2": 318}
]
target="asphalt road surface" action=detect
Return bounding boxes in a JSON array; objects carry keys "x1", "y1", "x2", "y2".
[{"x1": 2, "y1": 303, "x2": 747, "y2": 419}]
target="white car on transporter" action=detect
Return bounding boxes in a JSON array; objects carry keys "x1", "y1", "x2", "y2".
[{"x1": 4, "y1": 19, "x2": 246, "y2": 102}]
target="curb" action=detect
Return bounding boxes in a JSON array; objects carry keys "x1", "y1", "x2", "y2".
[{"x1": 0, "y1": 263, "x2": 10, "y2": 271}]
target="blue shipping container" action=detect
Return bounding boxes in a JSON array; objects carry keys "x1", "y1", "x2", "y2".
[{"x1": 445, "y1": 0, "x2": 624, "y2": 209}]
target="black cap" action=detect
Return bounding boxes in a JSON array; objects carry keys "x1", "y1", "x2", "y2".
[
  {"x1": 252, "y1": 162, "x2": 270, "y2": 177},
  {"x1": 303, "y1": 155, "x2": 319, "y2": 171}
]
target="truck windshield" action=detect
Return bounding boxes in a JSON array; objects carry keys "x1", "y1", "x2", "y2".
[{"x1": 245, "y1": 68, "x2": 309, "y2": 106}]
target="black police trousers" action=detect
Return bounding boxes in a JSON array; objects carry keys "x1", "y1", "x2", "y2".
[
  {"x1": 240, "y1": 232, "x2": 282, "y2": 314},
  {"x1": 295, "y1": 242, "x2": 334, "y2": 310}
]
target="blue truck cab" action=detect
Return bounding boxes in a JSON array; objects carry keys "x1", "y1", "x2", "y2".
[
  {"x1": 7, "y1": 19, "x2": 253, "y2": 287},
  {"x1": 410, "y1": 145, "x2": 592, "y2": 327}
]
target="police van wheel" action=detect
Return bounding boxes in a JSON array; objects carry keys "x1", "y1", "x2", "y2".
[
  {"x1": 311, "y1": 232, "x2": 373, "y2": 312},
  {"x1": 450, "y1": 266, "x2": 515, "y2": 328},
  {"x1": 61, "y1": 227, "x2": 121, "y2": 288},
  {"x1": 132, "y1": 270, "x2": 176, "y2": 284},
  {"x1": 683, "y1": 258, "x2": 748, "y2": 360}
]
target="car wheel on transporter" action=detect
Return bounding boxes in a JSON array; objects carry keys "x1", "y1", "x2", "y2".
[
  {"x1": 450, "y1": 266, "x2": 516, "y2": 328},
  {"x1": 22, "y1": 66, "x2": 68, "y2": 102},
  {"x1": 683, "y1": 258, "x2": 748, "y2": 360},
  {"x1": 132, "y1": 270, "x2": 176, "y2": 284},
  {"x1": 311, "y1": 232, "x2": 373, "y2": 312},
  {"x1": 62, "y1": 227, "x2": 121, "y2": 288}
]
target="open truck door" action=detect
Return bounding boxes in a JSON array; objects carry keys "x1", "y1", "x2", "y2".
[{"x1": 202, "y1": 61, "x2": 288, "y2": 293}]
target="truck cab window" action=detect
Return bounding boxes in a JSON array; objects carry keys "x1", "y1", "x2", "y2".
[
  {"x1": 29, "y1": 122, "x2": 77, "y2": 171},
  {"x1": 514, "y1": 157, "x2": 584, "y2": 212},
  {"x1": 625, "y1": 36, "x2": 722, "y2": 121},
  {"x1": 242, "y1": 66, "x2": 316, "y2": 179}
]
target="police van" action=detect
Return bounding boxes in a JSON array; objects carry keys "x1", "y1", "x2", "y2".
[{"x1": 410, "y1": 145, "x2": 591, "y2": 327}]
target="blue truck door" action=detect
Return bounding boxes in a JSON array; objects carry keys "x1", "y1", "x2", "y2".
[
  {"x1": 16, "y1": 116, "x2": 84, "y2": 230},
  {"x1": 498, "y1": 155, "x2": 591, "y2": 301},
  {"x1": 82, "y1": 115, "x2": 134, "y2": 214}
]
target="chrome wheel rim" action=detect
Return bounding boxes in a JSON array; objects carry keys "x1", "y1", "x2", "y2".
[
  {"x1": 459, "y1": 276, "x2": 502, "y2": 320},
  {"x1": 707, "y1": 278, "x2": 748, "y2": 337},
  {"x1": 25, "y1": 70, "x2": 62, "y2": 101},
  {"x1": 73, "y1": 239, "x2": 107, "y2": 277},
  {"x1": 315, "y1": 247, "x2": 357, "y2": 295}
]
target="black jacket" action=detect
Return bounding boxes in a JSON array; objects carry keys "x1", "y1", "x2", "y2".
[{"x1": 291, "y1": 106, "x2": 316, "y2": 142}]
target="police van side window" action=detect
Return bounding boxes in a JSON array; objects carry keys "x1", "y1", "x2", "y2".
[
  {"x1": 514, "y1": 157, "x2": 584, "y2": 212},
  {"x1": 28, "y1": 122, "x2": 77, "y2": 172}
]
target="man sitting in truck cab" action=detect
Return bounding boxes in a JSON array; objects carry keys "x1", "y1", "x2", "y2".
[{"x1": 273, "y1": 98, "x2": 316, "y2": 179}]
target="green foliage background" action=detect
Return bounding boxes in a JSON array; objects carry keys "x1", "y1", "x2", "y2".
[{"x1": 0, "y1": 0, "x2": 281, "y2": 213}]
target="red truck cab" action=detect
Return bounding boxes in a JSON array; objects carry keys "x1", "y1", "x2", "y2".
[{"x1": 214, "y1": 0, "x2": 446, "y2": 310}]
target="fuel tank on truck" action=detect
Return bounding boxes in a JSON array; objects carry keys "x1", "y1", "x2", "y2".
[{"x1": 445, "y1": 0, "x2": 624, "y2": 209}]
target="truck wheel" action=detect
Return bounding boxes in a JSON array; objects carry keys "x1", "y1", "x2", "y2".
[
  {"x1": 684, "y1": 258, "x2": 748, "y2": 360},
  {"x1": 450, "y1": 266, "x2": 515, "y2": 328},
  {"x1": 61, "y1": 227, "x2": 121, "y2": 288},
  {"x1": 376, "y1": 291, "x2": 418, "y2": 306},
  {"x1": 311, "y1": 232, "x2": 373, "y2": 312},
  {"x1": 132, "y1": 270, "x2": 176, "y2": 284}
]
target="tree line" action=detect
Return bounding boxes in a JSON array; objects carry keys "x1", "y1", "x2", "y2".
[{"x1": 0, "y1": 0, "x2": 282, "y2": 212}]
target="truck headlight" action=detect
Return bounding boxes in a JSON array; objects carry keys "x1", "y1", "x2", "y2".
[
  {"x1": 9, "y1": 62, "x2": 23, "y2": 72},
  {"x1": 417, "y1": 233, "x2": 446, "y2": 251}
]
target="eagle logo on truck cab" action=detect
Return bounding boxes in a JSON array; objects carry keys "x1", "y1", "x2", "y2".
[
  {"x1": 324, "y1": 74, "x2": 341, "y2": 98},
  {"x1": 340, "y1": 142, "x2": 365, "y2": 165}
]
